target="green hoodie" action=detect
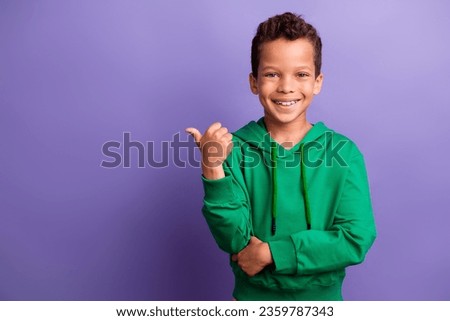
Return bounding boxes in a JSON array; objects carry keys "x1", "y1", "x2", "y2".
[{"x1": 201, "y1": 118, "x2": 376, "y2": 300}]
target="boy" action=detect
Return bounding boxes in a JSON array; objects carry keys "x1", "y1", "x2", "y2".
[{"x1": 186, "y1": 12, "x2": 376, "y2": 301}]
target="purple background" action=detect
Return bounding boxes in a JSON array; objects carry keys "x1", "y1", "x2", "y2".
[{"x1": 1, "y1": 0, "x2": 450, "y2": 300}]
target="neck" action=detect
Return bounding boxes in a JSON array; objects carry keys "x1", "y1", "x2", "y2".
[{"x1": 264, "y1": 117, "x2": 312, "y2": 150}]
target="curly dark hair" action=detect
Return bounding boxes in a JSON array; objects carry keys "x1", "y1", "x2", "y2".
[{"x1": 251, "y1": 12, "x2": 322, "y2": 78}]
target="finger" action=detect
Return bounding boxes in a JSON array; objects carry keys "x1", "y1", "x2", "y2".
[
  {"x1": 213, "y1": 126, "x2": 229, "y2": 138},
  {"x1": 185, "y1": 127, "x2": 202, "y2": 146},
  {"x1": 205, "y1": 122, "x2": 222, "y2": 135},
  {"x1": 244, "y1": 269, "x2": 255, "y2": 277},
  {"x1": 224, "y1": 133, "x2": 233, "y2": 141}
]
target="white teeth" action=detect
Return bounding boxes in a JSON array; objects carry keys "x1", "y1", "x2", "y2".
[{"x1": 274, "y1": 100, "x2": 298, "y2": 106}]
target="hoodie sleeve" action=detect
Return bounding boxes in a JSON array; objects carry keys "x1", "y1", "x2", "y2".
[
  {"x1": 201, "y1": 148, "x2": 252, "y2": 254},
  {"x1": 268, "y1": 152, "x2": 376, "y2": 275}
]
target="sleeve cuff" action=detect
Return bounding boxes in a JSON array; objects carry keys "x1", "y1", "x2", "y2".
[
  {"x1": 268, "y1": 237, "x2": 297, "y2": 275},
  {"x1": 202, "y1": 174, "x2": 235, "y2": 203}
]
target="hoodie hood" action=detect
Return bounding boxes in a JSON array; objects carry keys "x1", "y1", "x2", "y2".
[
  {"x1": 232, "y1": 117, "x2": 333, "y2": 234},
  {"x1": 233, "y1": 117, "x2": 331, "y2": 156}
]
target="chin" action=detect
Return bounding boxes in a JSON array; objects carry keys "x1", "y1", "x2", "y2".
[
  {"x1": 270, "y1": 117, "x2": 299, "y2": 125},
  {"x1": 267, "y1": 114, "x2": 305, "y2": 125}
]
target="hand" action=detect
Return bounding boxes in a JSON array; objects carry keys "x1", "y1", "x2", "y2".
[
  {"x1": 186, "y1": 122, "x2": 233, "y2": 180},
  {"x1": 231, "y1": 236, "x2": 273, "y2": 277}
]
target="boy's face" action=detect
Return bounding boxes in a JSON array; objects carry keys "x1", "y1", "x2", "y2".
[{"x1": 249, "y1": 38, "x2": 323, "y2": 127}]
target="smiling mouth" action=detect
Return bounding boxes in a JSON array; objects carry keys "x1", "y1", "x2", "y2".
[{"x1": 272, "y1": 99, "x2": 300, "y2": 107}]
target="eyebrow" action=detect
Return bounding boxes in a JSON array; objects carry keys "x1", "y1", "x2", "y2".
[{"x1": 261, "y1": 66, "x2": 312, "y2": 71}]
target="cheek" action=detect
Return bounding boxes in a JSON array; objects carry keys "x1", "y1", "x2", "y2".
[
  {"x1": 258, "y1": 81, "x2": 276, "y2": 96},
  {"x1": 303, "y1": 82, "x2": 318, "y2": 95}
]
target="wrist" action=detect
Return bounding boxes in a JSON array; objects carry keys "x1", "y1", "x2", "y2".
[
  {"x1": 260, "y1": 242, "x2": 273, "y2": 266},
  {"x1": 202, "y1": 165, "x2": 225, "y2": 180}
]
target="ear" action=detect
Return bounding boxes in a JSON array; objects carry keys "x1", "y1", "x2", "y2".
[
  {"x1": 249, "y1": 73, "x2": 259, "y2": 95},
  {"x1": 313, "y1": 73, "x2": 324, "y2": 95}
]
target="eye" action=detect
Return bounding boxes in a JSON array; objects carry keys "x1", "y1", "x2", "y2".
[
  {"x1": 264, "y1": 72, "x2": 279, "y2": 78},
  {"x1": 297, "y1": 72, "x2": 310, "y2": 78}
]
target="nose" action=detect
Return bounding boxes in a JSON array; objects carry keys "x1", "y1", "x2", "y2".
[{"x1": 277, "y1": 76, "x2": 295, "y2": 93}]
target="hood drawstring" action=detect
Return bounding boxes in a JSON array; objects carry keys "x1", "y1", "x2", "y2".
[
  {"x1": 271, "y1": 142, "x2": 278, "y2": 235},
  {"x1": 301, "y1": 144, "x2": 312, "y2": 230},
  {"x1": 271, "y1": 142, "x2": 311, "y2": 236}
]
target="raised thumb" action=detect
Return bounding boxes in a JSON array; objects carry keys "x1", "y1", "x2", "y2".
[{"x1": 185, "y1": 127, "x2": 202, "y2": 147}]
